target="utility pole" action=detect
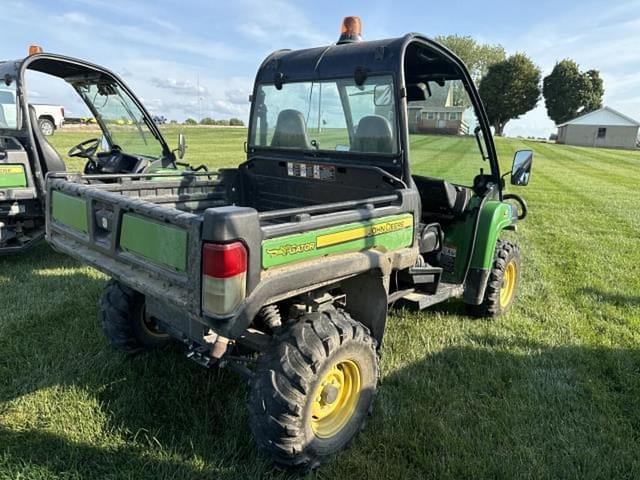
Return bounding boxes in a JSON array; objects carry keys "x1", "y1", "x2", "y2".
[{"x1": 197, "y1": 73, "x2": 201, "y2": 122}]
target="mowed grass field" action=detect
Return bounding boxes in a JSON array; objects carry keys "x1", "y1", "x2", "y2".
[{"x1": 1, "y1": 126, "x2": 639, "y2": 479}]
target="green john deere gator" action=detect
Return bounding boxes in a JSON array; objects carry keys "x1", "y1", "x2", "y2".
[
  {"x1": 0, "y1": 47, "x2": 187, "y2": 254},
  {"x1": 45, "y1": 17, "x2": 533, "y2": 470}
]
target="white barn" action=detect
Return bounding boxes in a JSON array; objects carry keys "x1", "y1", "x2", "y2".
[{"x1": 556, "y1": 107, "x2": 640, "y2": 149}]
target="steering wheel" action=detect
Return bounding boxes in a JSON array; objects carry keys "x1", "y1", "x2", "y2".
[{"x1": 68, "y1": 138, "x2": 101, "y2": 159}]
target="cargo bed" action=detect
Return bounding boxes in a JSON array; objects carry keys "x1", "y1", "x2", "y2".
[{"x1": 46, "y1": 160, "x2": 417, "y2": 337}]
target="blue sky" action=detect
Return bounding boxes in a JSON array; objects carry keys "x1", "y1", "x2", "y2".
[{"x1": 2, "y1": 0, "x2": 640, "y2": 137}]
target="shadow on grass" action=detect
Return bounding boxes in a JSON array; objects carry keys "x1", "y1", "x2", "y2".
[
  {"x1": 578, "y1": 287, "x2": 640, "y2": 308},
  {"x1": 2, "y1": 247, "x2": 640, "y2": 478},
  {"x1": 0, "y1": 244, "x2": 291, "y2": 479}
]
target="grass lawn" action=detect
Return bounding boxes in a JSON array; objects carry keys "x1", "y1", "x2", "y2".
[{"x1": 1, "y1": 126, "x2": 639, "y2": 479}]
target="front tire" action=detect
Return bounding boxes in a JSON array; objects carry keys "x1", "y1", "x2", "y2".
[
  {"x1": 248, "y1": 308, "x2": 378, "y2": 470},
  {"x1": 99, "y1": 279, "x2": 171, "y2": 354},
  {"x1": 466, "y1": 240, "x2": 521, "y2": 318},
  {"x1": 38, "y1": 118, "x2": 55, "y2": 136}
]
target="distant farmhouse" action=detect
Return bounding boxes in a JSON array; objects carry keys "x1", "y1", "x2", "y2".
[
  {"x1": 408, "y1": 84, "x2": 469, "y2": 135},
  {"x1": 556, "y1": 107, "x2": 640, "y2": 149}
]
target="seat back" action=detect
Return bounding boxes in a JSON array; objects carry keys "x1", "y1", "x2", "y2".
[
  {"x1": 0, "y1": 104, "x2": 6, "y2": 128},
  {"x1": 28, "y1": 105, "x2": 65, "y2": 173},
  {"x1": 270, "y1": 109, "x2": 311, "y2": 149},
  {"x1": 352, "y1": 115, "x2": 394, "y2": 153},
  {"x1": 413, "y1": 175, "x2": 471, "y2": 219}
]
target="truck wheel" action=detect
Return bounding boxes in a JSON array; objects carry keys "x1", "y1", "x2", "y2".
[
  {"x1": 466, "y1": 240, "x2": 521, "y2": 318},
  {"x1": 248, "y1": 308, "x2": 378, "y2": 470},
  {"x1": 38, "y1": 118, "x2": 55, "y2": 136},
  {"x1": 99, "y1": 279, "x2": 170, "y2": 354}
]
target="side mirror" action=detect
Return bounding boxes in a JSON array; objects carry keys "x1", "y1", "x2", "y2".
[
  {"x1": 175, "y1": 133, "x2": 186, "y2": 159},
  {"x1": 373, "y1": 84, "x2": 392, "y2": 106},
  {"x1": 511, "y1": 150, "x2": 533, "y2": 186}
]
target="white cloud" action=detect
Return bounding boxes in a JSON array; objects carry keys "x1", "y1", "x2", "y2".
[
  {"x1": 505, "y1": 0, "x2": 640, "y2": 137},
  {"x1": 234, "y1": 0, "x2": 331, "y2": 47},
  {"x1": 150, "y1": 77, "x2": 210, "y2": 96},
  {"x1": 58, "y1": 12, "x2": 92, "y2": 25},
  {"x1": 225, "y1": 89, "x2": 250, "y2": 105}
]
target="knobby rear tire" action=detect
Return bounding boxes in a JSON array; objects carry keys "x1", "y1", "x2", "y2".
[
  {"x1": 247, "y1": 307, "x2": 379, "y2": 470},
  {"x1": 98, "y1": 279, "x2": 170, "y2": 354}
]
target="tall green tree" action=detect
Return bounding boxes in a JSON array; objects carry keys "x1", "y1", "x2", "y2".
[
  {"x1": 542, "y1": 60, "x2": 605, "y2": 124},
  {"x1": 583, "y1": 69, "x2": 605, "y2": 112},
  {"x1": 478, "y1": 53, "x2": 541, "y2": 136},
  {"x1": 435, "y1": 35, "x2": 506, "y2": 84}
]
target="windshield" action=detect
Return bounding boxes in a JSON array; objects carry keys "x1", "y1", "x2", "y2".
[
  {"x1": 250, "y1": 75, "x2": 398, "y2": 154},
  {"x1": 0, "y1": 83, "x2": 17, "y2": 129},
  {"x1": 76, "y1": 82, "x2": 164, "y2": 158}
]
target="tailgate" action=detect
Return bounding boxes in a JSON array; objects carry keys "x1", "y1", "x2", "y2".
[{"x1": 45, "y1": 177, "x2": 203, "y2": 315}]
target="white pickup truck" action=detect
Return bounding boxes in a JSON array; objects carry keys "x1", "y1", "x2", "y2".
[
  {"x1": 30, "y1": 104, "x2": 65, "y2": 136},
  {"x1": 0, "y1": 88, "x2": 64, "y2": 135}
]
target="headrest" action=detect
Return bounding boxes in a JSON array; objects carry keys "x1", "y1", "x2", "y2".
[
  {"x1": 352, "y1": 115, "x2": 394, "y2": 154},
  {"x1": 271, "y1": 109, "x2": 311, "y2": 149}
]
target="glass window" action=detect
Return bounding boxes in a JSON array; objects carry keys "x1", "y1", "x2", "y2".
[
  {"x1": 427, "y1": 112, "x2": 436, "y2": 120},
  {"x1": 250, "y1": 75, "x2": 397, "y2": 154},
  {"x1": 0, "y1": 83, "x2": 18, "y2": 129},
  {"x1": 409, "y1": 79, "x2": 488, "y2": 187},
  {"x1": 597, "y1": 127, "x2": 606, "y2": 138},
  {"x1": 77, "y1": 82, "x2": 163, "y2": 158}
]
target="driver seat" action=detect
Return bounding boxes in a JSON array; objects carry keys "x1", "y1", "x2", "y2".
[{"x1": 28, "y1": 104, "x2": 66, "y2": 173}]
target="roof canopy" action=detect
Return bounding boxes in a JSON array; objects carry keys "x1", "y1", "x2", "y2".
[{"x1": 254, "y1": 34, "x2": 462, "y2": 85}]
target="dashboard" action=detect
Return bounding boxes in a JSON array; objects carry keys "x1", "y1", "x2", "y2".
[{"x1": 90, "y1": 150, "x2": 147, "y2": 174}]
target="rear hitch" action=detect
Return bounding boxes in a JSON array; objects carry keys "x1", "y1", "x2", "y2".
[{"x1": 186, "y1": 345, "x2": 217, "y2": 368}]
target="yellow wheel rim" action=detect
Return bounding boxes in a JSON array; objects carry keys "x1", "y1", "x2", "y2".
[
  {"x1": 140, "y1": 307, "x2": 168, "y2": 338},
  {"x1": 310, "y1": 359, "x2": 362, "y2": 439},
  {"x1": 500, "y1": 260, "x2": 517, "y2": 308}
]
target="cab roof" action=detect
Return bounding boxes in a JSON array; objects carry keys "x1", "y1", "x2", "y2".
[
  {"x1": 254, "y1": 33, "x2": 463, "y2": 85},
  {"x1": 1, "y1": 53, "x2": 119, "y2": 83}
]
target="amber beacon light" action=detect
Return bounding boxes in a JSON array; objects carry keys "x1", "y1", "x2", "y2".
[
  {"x1": 28, "y1": 45, "x2": 43, "y2": 56},
  {"x1": 338, "y1": 16, "x2": 363, "y2": 44}
]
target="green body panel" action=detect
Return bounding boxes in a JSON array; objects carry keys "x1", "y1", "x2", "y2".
[
  {"x1": 470, "y1": 200, "x2": 514, "y2": 269},
  {"x1": 119, "y1": 213, "x2": 188, "y2": 272},
  {"x1": 440, "y1": 208, "x2": 476, "y2": 284},
  {"x1": 441, "y1": 199, "x2": 513, "y2": 284},
  {"x1": 51, "y1": 191, "x2": 89, "y2": 233},
  {"x1": 147, "y1": 166, "x2": 185, "y2": 182},
  {"x1": 262, "y1": 213, "x2": 414, "y2": 269},
  {"x1": 0, "y1": 164, "x2": 27, "y2": 188}
]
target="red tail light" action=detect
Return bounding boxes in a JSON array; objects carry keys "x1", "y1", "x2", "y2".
[
  {"x1": 203, "y1": 242, "x2": 247, "y2": 278},
  {"x1": 202, "y1": 242, "x2": 247, "y2": 316}
]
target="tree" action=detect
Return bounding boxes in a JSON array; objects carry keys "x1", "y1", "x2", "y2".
[
  {"x1": 583, "y1": 69, "x2": 604, "y2": 112},
  {"x1": 229, "y1": 118, "x2": 245, "y2": 126},
  {"x1": 478, "y1": 53, "x2": 541, "y2": 136},
  {"x1": 184, "y1": 118, "x2": 197, "y2": 125},
  {"x1": 200, "y1": 117, "x2": 216, "y2": 125},
  {"x1": 435, "y1": 35, "x2": 506, "y2": 84},
  {"x1": 542, "y1": 60, "x2": 604, "y2": 125}
]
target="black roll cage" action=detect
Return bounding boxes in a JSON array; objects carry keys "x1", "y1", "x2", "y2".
[
  {"x1": 247, "y1": 33, "x2": 502, "y2": 197},
  {"x1": 0, "y1": 53, "x2": 173, "y2": 160}
]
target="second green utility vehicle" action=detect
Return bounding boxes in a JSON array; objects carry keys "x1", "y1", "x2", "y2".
[
  {"x1": 45, "y1": 18, "x2": 533, "y2": 469},
  {"x1": 0, "y1": 47, "x2": 186, "y2": 254}
]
